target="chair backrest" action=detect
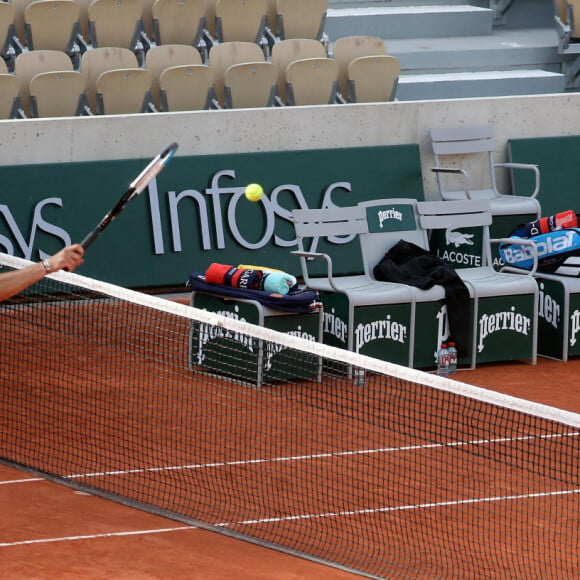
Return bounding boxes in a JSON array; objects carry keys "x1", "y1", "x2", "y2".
[
  {"x1": 209, "y1": 40, "x2": 265, "y2": 105},
  {"x1": 75, "y1": 0, "x2": 91, "y2": 43},
  {"x1": 285, "y1": 57, "x2": 338, "y2": 106},
  {"x1": 146, "y1": 43, "x2": 202, "y2": 109},
  {"x1": 276, "y1": 0, "x2": 327, "y2": 41},
  {"x1": 0, "y1": 2, "x2": 16, "y2": 56},
  {"x1": 24, "y1": 0, "x2": 80, "y2": 52},
  {"x1": 215, "y1": 0, "x2": 267, "y2": 43},
  {"x1": 29, "y1": 70, "x2": 87, "y2": 117},
  {"x1": 204, "y1": 0, "x2": 216, "y2": 38},
  {"x1": 224, "y1": 61, "x2": 275, "y2": 108},
  {"x1": 159, "y1": 64, "x2": 214, "y2": 111},
  {"x1": 11, "y1": 0, "x2": 32, "y2": 47},
  {"x1": 332, "y1": 35, "x2": 387, "y2": 99},
  {"x1": 15, "y1": 49, "x2": 74, "y2": 115},
  {"x1": 347, "y1": 55, "x2": 399, "y2": 103},
  {"x1": 81, "y1": 46, "x2": 140, "y2": 111},
  {"x1": 140, "y1": 0, "x2": 156, "y2": 41},
  {"x1": 358, "y1": 198, "x2": 426, "y2": 278},
  {"x1": 152, "y1": 0, "x2": 206, "y2": 45},
  {"x1": 95, "y1": 67, "x2": 152, "y2": 114},
  {"x1": 88, "y1": 0, "x2": 143, "y2": 49},
  {"x1": 0, "y1": 74, "x2": 21, "y2": 118},
  {"x1": 266, "y1": 0, "x2": 276, "y2": 37},
  {"x1": 271, "y1": 38, "x2": 326, "y2": 104}
]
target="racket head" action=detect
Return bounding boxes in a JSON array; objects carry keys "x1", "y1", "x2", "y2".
[{"x1": 129, "y1": 142, "x2": 179, "y2": 197}]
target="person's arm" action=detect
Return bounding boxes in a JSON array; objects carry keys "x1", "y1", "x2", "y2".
[{"x1": 0, "y1": 244, "x2": 85, "y2": 302}]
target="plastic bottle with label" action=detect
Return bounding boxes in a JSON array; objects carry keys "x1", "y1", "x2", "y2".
[
  {"x1": 447, "y1": 342, "x2": 458, "y2": 375},
  {"x1": 436, "y1": 343, "x2": 450, "y2": 377}
]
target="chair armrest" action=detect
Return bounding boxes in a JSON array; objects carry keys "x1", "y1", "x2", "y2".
[
  {"x1": 491, "y1": 237, "x2": 539, "y2": 276},
  {"x1": 493, "y1": 162, "x2": 540, "y2": 198},
  {"x1": 430, "y1": 167, "x2": 472, "y2": 199},
  {"x1": 291, "y1": 250, "x2": 340, "y2": 292}
]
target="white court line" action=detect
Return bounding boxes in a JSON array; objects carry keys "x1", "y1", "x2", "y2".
[
  {"x1": 0, "y1": 526, "x2": 194, "y2": 548},
  {"x1": 0, "y1": 477, "x2": 44, "y2": 485},
  {"x1": 232, "y1": 488, "x2": 580, "y2": 527}
]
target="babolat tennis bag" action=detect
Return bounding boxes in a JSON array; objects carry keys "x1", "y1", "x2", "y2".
[{"x1": 500, "y1": 210, "x2": 580, "y2": 276}]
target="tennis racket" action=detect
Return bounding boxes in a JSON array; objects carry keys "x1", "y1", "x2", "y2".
[{"x1": 81, "y1": 142, "x2": 178, "y2": 250}]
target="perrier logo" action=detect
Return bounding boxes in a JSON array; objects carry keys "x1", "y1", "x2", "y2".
[{"x1": 478, "y1": 306, "x2": 531, "y2": 352}]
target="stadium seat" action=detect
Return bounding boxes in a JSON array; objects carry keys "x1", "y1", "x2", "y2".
[
  {"x1": 24, "y1": 0, "x2": 85, "y2": 67},
  {"x1": 347, "y1": 55, "x2": 399, "y2": 103},
  {"x1": 29, "y1": 70, "x2": 90, "y2": 117},
  {"x1": 0, "y1": 73, "x2": 23, "y2": 118},
  {"x1": 159, "y1": 64, "x2": 217, "y2": 111},
  {"x1": 10, "y1": 0, "x2": 31, "y2": 48},
  {"x1": 88, "y1": 0, "x2": 148, "y2": 64},
  {"x1": 151, "y1": 0, "x2": 206, "y2": 57},
  {"x1": 267, "y1": 0, "x2": 328, "y2": 49},
  {"x1": 145, "y1": 44, "x2": 203, "y2": 109},
  {"x1": 75, "y1": 0, "x2": 91, "y2": 44},
  {"x1": 332, "y1": 35, "x2": 387, "y2": 101},
  {"x1": 223, "y1": 61, "x2": 276, "y2": 108},
  {"x1": 0, "y1": 2, "x2": 19, "y2": 72},
  {"x1": 271, "y1": 38, "x2": 326, "y2": 105},
  {"x1": 214, "y1": 0, "x2": 268, "y2": 55},
  {"x1": 15, "y1": 49, "x2": 74, "y2": 116},
  {"x1": 429, "y1": 125, "x2": 541, "y2": 218},
  {"x1": 284, "y1": 57, "x2": 340, "y2": 106},
  {"x1": 95, "y1": 67, "x2": 154, "y2": 114},
  {"x1": 81, "y1": 46, "x2": 140, "y2": 112},
  {"x1": 209, "y1": 40, "x2": 265, "y2": 107}
]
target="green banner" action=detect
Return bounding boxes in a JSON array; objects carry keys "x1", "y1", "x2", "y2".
[{"x1": 0, "y1": 145, "x2": 423, "y2": 288}]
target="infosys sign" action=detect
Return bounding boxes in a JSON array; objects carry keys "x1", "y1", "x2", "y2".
[{"x1": 0, "y1": 145, "x2": 423, "y2": 288}]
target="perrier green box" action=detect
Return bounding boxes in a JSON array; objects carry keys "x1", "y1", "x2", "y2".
[{"x1": 189, "y1": 292, "x2": 323, "y2": 388}]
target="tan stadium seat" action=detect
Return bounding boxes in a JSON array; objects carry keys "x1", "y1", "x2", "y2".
[
  {"x1": 151, "y1": 0, "x2": 206, "y2": 50},
  {"x1": 204, "y1": 0, "x2": 217, "y2": 39},
  {"x1": 271, "y1": 38, "x2": 326, "y2": 105},
  {"x1": 11, "y1": 0, "x2": 32, "y2": 48},
  {"x1": 24, "y1": 0, "x2": 84, "y2": 66},
  {"x1": 285, "y1": 57, "x2": 339, "y2": 106},
  {"x1": 209, "y1": 40, "x2": 264, "y2": 106},
  {"x1": 0, "y1": 2, "x2": 19, "y2": 71},
  {"x1": 332, "y1": 35, "x2": 387, "y2": 100},
  {"x1": 88, "y1": 0, "x2": 146, "y2": 63},
  {"x1": 29, "y1": 70, "x2": 90, "y2": 117},
  {"x1": 15, "y1": 49, "x2": 73, "y2": 116},
  {"x1": 347, "y1": 55, "x2": 399, "y2": 103},
  {"x1": 267, "y1": 0, "x2": 328, "y2": 48},
  {"x1": 145, "y1": 43, "x2": 203, "y2": 109},
  {"x1": 214, "y1": 0, "x2": 268, "y2": 55},
  {"x1": 159, "y1": 64, "x2": 216, "y2": 111},
  {"x1": 81, "y1": 46, "x2": 140, "y2": 112},
  {"x1": 0, "y1": 73, "x2": 22, "y2": 118},
  {"x1": 95, "y1": 67, "x2": 154, "y2": 114},
  {"x1": 223, "y1": 61, "x2": 276, "y2": 108}
]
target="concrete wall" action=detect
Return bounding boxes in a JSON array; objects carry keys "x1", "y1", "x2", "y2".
[{"x1": 2, "y1": 92, "x2": 580, "y2": 200}]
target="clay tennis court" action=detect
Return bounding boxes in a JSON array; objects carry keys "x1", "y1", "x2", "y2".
[{"x1": 1, "y1": 288, "x2": 579, "y2": 578}]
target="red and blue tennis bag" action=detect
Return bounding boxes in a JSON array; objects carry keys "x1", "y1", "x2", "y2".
[{"x1": 500, "y1": 210, "x2": 580, "y2": 276}]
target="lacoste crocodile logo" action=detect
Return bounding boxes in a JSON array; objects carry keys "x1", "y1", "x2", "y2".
[{"x1": 446, "y1": 229, "x2": 474, "y2": 248}]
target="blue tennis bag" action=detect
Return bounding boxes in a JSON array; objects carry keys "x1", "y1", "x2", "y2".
[
  {"x1": 500, "y1": 228, "x2": 580, "y2": 276},
  {"x1": 188, "y1": 271, "x2": 323, "y2": 314}
]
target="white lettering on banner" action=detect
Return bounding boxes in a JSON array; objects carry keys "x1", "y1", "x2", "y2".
[
  {"x1": 197, "y1": 306, "x2": 253, "y2": 364},
  {"x1": 1, "y1": 172, "x2": 357, "y2": 257},
  {"x1": 537, "y1": 282, "x2": 560, "y2": 330},
  {"x1": 570, "y1": 310, "x2": 580, "y2": 347},
  {"x1": 0, "y1": 198, "x2": 71, "y2": 259},
  {"x1": 477, "y1": 307, "x2": 531, "y2": 352},
  {"x1": 264, "y1": 326, "x2": 316, "y2": 371},
  {"x1": 377, "y1": 208, "x2": 403, "y2": 228},
  {"x1": 323, "y1": 308, "x2": 348, "y2": 345},
  {"x1": 354, "y1": 315, "x2": 407, "y2": 353},
  {"x1": 436, "y1": 249, "x2": 482, "y2": 267}
]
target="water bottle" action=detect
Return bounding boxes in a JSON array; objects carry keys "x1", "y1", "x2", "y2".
[
  {"x1": 353, "y1": 367, "x2": 366, "y2": 386},
  {"x1": 437, "y1": 343, "x2": 450, "y2": 376},
  {"x1": 447, "y1": 342, "x2": 458, "y2": 375}
]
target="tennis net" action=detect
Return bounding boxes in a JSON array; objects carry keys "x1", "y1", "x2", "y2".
[{"x1": 1, "y1": 252, "x2": 579, "y2": 579}]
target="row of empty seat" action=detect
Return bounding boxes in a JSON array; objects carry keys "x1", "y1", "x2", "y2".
[
  {"x1": 0, "y1": 0, "x2": 328, "y2": 71},
  {"x1": 1, "y1": 36, "x2": 400, "y2": 118}
]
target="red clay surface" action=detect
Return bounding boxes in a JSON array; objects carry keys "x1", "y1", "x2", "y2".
[{"x1": 1, "y1": 356, "x2": 579, "y2": 579}]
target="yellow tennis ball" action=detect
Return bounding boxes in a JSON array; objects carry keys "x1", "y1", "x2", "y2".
[{"x1": 244, "y1": 183, "x2": 263, "y2": 202}]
